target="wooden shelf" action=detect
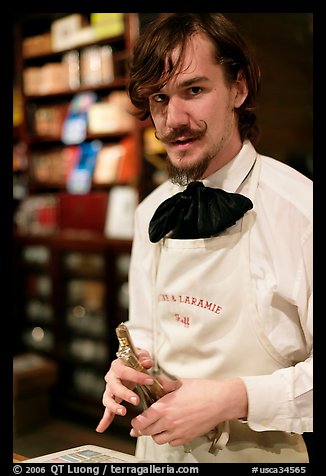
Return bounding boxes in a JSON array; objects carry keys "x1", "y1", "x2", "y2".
[{"x1": 14, "y1": 229, "x2": 132, "y2": 251}]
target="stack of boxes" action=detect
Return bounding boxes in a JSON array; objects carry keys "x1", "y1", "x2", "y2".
[{"x1": 23, "y1": 13, "x2": 124, "y2": 95}]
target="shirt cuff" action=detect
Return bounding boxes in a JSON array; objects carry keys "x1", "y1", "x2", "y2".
[{"x1": 239, "y1": 374, "x2": 309, "y2": 434}]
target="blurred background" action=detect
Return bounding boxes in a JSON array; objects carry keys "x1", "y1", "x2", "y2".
[{"x1": 12, "y1": 12, "x2": 313, "y2": 460}]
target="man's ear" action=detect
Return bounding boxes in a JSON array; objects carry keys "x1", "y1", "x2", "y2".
[{"x1": 233, "y1": 72, "x2": 248, "y2": 109}]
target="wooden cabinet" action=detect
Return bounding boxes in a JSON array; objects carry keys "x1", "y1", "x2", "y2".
[
  {"x1": 12, "y1": 13, "x2": 145, "y2": 429},
  {"x1": 13, "y1": 230, "x2": 137, "y2": 427}
]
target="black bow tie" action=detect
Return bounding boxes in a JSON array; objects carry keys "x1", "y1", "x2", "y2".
[{"x1": 149, "y1": 181, "x2": 253, "y2": 243}]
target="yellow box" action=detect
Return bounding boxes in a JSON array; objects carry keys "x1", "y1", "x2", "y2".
[
  {"x1": 91, "y1": 13, "x2": 124, "y2": 24},
  {"x1": 91, "y1": 13, "x2": 125, "y2": 39}
]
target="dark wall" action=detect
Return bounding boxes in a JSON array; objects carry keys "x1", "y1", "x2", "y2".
[{"x1": 224, "y1": 13, "x2": 313, "y2": 177}]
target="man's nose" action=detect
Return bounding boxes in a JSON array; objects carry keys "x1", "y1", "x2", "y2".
[{"x1": 165, "y1": 97, "x2": 189, "y2": 129}]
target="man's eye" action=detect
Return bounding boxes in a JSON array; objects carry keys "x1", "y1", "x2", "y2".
[
  {"x1": 152, "y1": 94, "x2": 168, "y2": 103},
  {"x1": 189, "y1": 86, "x2": 202, "y2": 95}
]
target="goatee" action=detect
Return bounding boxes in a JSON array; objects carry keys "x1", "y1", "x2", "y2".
[{"x1": 166, "y1": 154, "x2": 211, "y2": 186}]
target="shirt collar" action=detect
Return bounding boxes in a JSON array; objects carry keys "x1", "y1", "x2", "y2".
[{"x1": 203, "y1": 140, "x2": 257, "y2": 192}]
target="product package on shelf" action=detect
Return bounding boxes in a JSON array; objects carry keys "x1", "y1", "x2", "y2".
[
  {"x1": 30, "y1": 146, "x2": 81, "y2": 187},
  {"x1": 51, "y1": 14, "x2": 89, "y2": 51},
  {"x1": 33, "y1": 104, "x2": 68, "y2": 138},
  {"x1": 93, "y1": 136, "x2": 139, "y2": 185},
  {"x1": 61, "y1": 92, "x2": 97, "y2": 145},
  {"x1": 104, "y1": 186, "x2": 138, "y2": 239},
  {"x1": 57, "y1": 191, "x2": 109, "y2": 233},
  {"x1": 87, "y1": 94, "x2": 135, "y2": 135},
  {"x1": 66, "y1": 140, "x2": 102, "y2": 194},
  {"x1": 92, "y1": 144, "x2": 124, "y2": 184},
  {"x1": 22, "y1": 33, "x2": 52, "y2": 57},
  {"x1": 91, "y1": 13, "x2": 125, "y2": 39},
  {"x1": 80, "y1": 45, "x2": 114, "y2": 87},
  {"x1": 14, "y1": 195, "x2": 58, "y2": 235}
]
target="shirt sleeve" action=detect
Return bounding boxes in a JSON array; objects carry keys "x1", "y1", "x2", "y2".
[
  {"x1": 241, "y1": 226, "x2": 313, "y2": 434},
  {"x1": 240, "y1": 352, "x2": 313, "y2": 433}
]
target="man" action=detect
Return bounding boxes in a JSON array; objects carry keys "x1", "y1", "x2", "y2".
[{"x1": 96, "y1": 13, "x2": 312, "y2": 463}]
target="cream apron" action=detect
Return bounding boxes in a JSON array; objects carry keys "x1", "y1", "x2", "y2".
[{"x1": 135, "y1": 157, "x2": 308, "y2": 463}]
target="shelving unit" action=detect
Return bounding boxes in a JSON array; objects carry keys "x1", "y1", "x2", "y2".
[
  {"x1": 12, "y1": 13, "x2": 149, "y2": 428},
  {"x1": 16, "y1": 14, "x2": 141, "y2": 193}
]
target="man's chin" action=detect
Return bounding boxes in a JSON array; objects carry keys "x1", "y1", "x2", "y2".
[{"x1": 166, "y1": 157, "x2": 209, "y2": 185}]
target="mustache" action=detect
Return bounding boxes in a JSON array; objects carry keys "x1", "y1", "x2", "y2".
[{"x1": 155, "y1": 122, "x2": 207, "y2": 143}]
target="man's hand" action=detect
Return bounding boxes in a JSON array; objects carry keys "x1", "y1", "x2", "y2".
[
  {"x1": 129, "y1": 377, "x2": 248, "y2": 447},
  {"x1": 96, "y1": 351, "x2": 155, "y2": 433}
]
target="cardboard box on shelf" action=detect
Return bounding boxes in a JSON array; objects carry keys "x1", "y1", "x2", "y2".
[
  {"x1": 51, "y1": 14, "x2": 88, "y2": 52},
  {"x1": 22, "y1": 33, "x2": 52, "y2": 58},
  {"x1": 87, "y1": 92, "x2": 134, "y2": 134},
  {"x1": 57, "y1": 192, "x2": 109, "y2": 233},
  {"x1": 39, "y1": 62, "x2": 70, "y2": 95},
  {"x1": 23, "y1": 67, "x2": 43, "y2": 96},
  {"x1": 34, "y1": 104, "x2": 68, "y2": 137}
]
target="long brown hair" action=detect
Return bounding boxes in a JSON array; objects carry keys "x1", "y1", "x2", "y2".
[{"x1": 128, "y1": 13, "x2": 261, "y2": 144}]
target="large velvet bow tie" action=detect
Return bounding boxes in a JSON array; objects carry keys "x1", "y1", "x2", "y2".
[{"x1": 149, "y1": 181, "x2": 253, "y2": 243}]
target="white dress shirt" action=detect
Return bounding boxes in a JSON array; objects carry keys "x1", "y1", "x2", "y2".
[{"x1": 126, "y1": 140, "x2": 313, "y2": 434}]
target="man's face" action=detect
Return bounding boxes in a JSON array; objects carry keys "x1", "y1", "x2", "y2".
[{"x1": 148, "y1": 33, "x2": 247, "y2": 184}]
